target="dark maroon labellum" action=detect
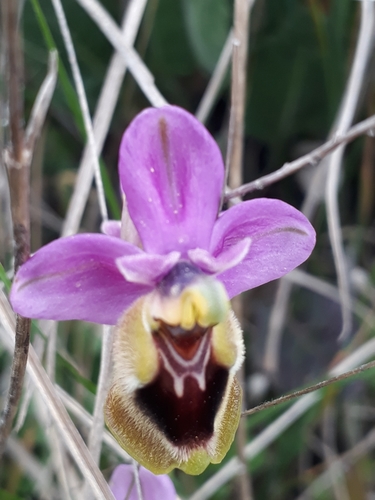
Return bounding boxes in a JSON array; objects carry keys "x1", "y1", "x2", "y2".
[{"x1": 135, "y1": 352, "x2": 228, "y2": 447}]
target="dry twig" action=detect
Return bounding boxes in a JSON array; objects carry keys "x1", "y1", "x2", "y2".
[
  {"x1": 297, "y1": 426, "x2": 375, "y2": 499},
  {"x1": 226, "y1": 1, "x2": 255, "y2": 498},
  {"x1": 51, "y1": 0, "x2": 108, "y2": 223},
  {"x1": 190, "y1": 337, "x2": 375, "y2": 500},
  {"x1": 325, "y1": 0, "x2": 375, "y2": 341},
  {"x1": 226, "y1": 112, "x2": 375, "y2": 200},
  {"x1": 195, "y1": 30, "x2": 233, "y2": 124},
  {"x1": 83, "y1": 325, "x2": 113, "y2": 499},
  {"x1": 242, "y1": 360, "x2": 375, "y2": 417},
  {"x1": 0, "y1": 290, "x2": 115, "y2": 499},
  {"x1": 74, "y1": 0, "x2": 167, "y2": 107},
  {"x1": 62, "y1": 0, "x2": 148, "y2": 237},
  {"x1": 0, "y1": 0, "x2": 57, "y2": 456}
]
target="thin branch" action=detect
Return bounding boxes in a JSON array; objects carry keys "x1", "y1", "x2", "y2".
[
  {"x1": 6, "y1": 436, "x2": 56, "y2": 499},
  {"x1": 223, "y1": 0, "x2": 254, "y2": 208},
  {"x1": 0, "y1": 291, "x2": 115, "y2": 499},
  {"x1": 87, "y1": 326, "x2": 112, "y2": 462},
  {"x1": 74, "y1": 0, "x2": 167, "y2": 108},
  {"x1": 325, "y1": 1, "x2": 375, "y2": 340},
  {"x1": 55, "y1": 386, "x2": 131, "y2": 463},
  {"x1": 132, "y1": 461, "x2": 144, "y2": 500},
  {"x1": 51, "y1": 0, "x2": 108, "y2": 223},
  {"x1": 297, "y1": 426, "x2": 375, "y2": 499},
  {"x1": 225, "y1": 112, "x2": 375, "y2": 200},
  {"x1": 83, "y1": 325, "x2": 113, "y2": 499},
  {"x1": 43, "y1": 318, "x2": 74, "y2": 500},
  {"x1": 44, "y1": 320, "x2": 58, "y2": 381},
  {"x1": 48, "y1": 427, "x2": 74, "y2": 500},
  {"x1": 259, "y1": 14, "x2": 375, "y2": 372},
  {"x1": 285, "y1": 269, "x2": 372, "y2": 325},
  {"x1": 62, "y1": 0, "x2": 148, "y2": 237},
  {"x1": 261, "y1": 7, "x2": 375, "y2": 374},
  {"x1": 14, "y1": 333, "x2": 44, "y2": 432},
  {"x1": 2, "y1": 0, "x2": 23, "y2": 162},
  {"x1": 226, "y1": 3, "x2": 255, "y2": 496},
  {"x1": 321, "y1": 407, "x2": 350, "y2": 500},
  {"x1": 262, "y1": 279, "x2": 291, "y2": 375},
  {"x1": 13, "y1": 377, "x2": 33, "y2": 433},
  {"x1": 33, "y1": 388, "x2": 80, "y2": 500},
  {"x1": 0, "y1": 48, "x2": 58, "y2": 455},
  {"x1": 0, "y1": 318, "x2": 30, "y2": 458},
  {"x1": 232, "y1": 299, "x2": 254, "y2": 500},
  {"x1": 195, "y1": 30, "x2": 233, "y2": 124},
  {"x1": 0, "y1": 0, "x2": 29, "y2": 458},
  {"x1": 25, "y1": 50, "x2": 58, "y2": 151},
  {"x1": 242, "y1": 360, "x2": 375, "y2": 417},
  {"x1": 0, "y1": 318, "x2": 73, "y2": 499},
  {"x1": 261, "y1": 158, "x2": 330, "y2": 375}
]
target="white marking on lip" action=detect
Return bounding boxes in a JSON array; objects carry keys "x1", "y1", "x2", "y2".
[{"x1": 156, "y1": 332, "x2": 212, "y2": 397}]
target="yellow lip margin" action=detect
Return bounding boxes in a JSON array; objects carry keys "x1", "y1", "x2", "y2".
[
  {"x1": 105, "y1": 296, "x2": 245, "y2": 475},
  {"x1": 104, "y1": 370, "x2": 242, "y2": 475}
]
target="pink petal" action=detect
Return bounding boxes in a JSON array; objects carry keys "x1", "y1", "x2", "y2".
[
  {"x1": 109, "y1": 465, "x2": 176, "y2": 500},
  {"x1": 210, "y1": 198, "x2": 316, "y2": 298},
  {"x1": 10, "y1": 234, "x2": 152, "y2": 325},
  {"x1": 119, "y1": 106, "x2": 224, "y2": 255},
  {"x1": 101, "y1": 220, "x2": 121, "y2": 238},
  {"x1": 188, "y1": 238, "x2": 251, "y2": 274},
  {"x1": 120, "y1": 195, "x2": 142, "y2": 247},
  {"x1": 116, "y1": 251, "x2": 181, "y2": 285}
]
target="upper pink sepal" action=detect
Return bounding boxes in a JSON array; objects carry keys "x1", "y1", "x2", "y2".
[{"x1": 119, "y1": 106, "x2": 224, "y2": 255}]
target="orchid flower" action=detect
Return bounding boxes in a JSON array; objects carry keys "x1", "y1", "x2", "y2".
[
  {"x1": 109, "y1": 465, "x2": 177, "y2": 500},
  {"x1": 10, "y1": 106, "x2": 315, "y2": 475}
]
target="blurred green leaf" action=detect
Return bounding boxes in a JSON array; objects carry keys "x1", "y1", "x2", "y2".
[
  {"x1": 29, "y1": 0, "x2": 121, "y2": 217},
  {"x1": 183, "y1": 0, "x2": 231, "y2": 73},
  {"x1": 148, "y1": 0, "x2": 196, "y2": 77},
  {"x1": 308, "y1": 0, "x2": 353, "y2": 120},
  {"x1": 246, "y1": 2, "x2": 328, "y2": 148},
  {"x1": 0, "y1": 264, "x2": 11, "y2": 294},
  {"x1": 56, "y1": 353, "x2": 97, "y2": 395},
  {"x1": 30, "y1": 0, "x2": 85, "y2": 135},
  {"x1": 0, "y1": 490, "x2": 24, "y2": 500},
  {"x1": 100, "y1": 161, "x2": 121, "y2": 220}
]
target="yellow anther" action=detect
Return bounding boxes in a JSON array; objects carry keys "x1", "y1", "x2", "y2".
[
  {"x1": 147, "y1": 275, "x2": 230, "y2": 329},
  {"x1": 180, "y1": 293, "x2": 196, "y2": 330}
]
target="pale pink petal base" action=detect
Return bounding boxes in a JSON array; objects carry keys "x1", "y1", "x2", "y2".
[
  {"x1": 116, "y1": 251, "x2": 181, "y2": 285},
  {"x1": 188, "y1": 238, "x2": 251, "y2": 274},
  {"x1": 101, "y1": 220, "x2": 121, "y2": 238},
  {"x1": 121, "y1": 195, "x2": 142, "y2": 247}
]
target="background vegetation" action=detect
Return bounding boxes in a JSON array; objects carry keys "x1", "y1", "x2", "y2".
[{"x1": 1, "y1": 0, "x2": 375, "y2": 499}]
